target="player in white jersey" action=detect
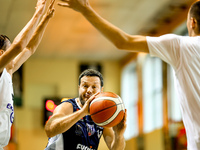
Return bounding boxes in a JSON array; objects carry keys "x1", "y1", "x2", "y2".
[
  {"x1": 0, "y1": 67, "x2": 14, "y2": 149},
  {"x1": 58, "y1": 0, "x2": 200, "y2": 149},
  {"x1": 0, "y1": 0, "x2": 55, "y2": 149}
]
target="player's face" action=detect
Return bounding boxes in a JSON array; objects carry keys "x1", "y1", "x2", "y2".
[{"x1": 78, "y1": 76, "x2": 102, "y2": 106}]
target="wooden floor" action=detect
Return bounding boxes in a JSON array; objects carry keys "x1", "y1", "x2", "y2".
[{"x1": 4, "y1": 129, "x2": 47, "y2": 150}]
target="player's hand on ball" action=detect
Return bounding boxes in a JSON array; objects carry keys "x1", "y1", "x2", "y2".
[
  {"x1": 113, "y1": 109, "x2": 127, "y2": 135},
  {"x1": 82, "y1": 92, "x2": 100, "y2": 116},
  {"x1": 90, "y1": 92, "x2": 125, "y2": 127},
  {"x1": 58, "y1": 0, "x2": 90, "y2": 12}
]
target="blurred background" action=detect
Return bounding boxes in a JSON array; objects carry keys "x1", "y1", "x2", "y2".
[{"x1": 0, "y1": 0, "x2": 195, "y2": 149}]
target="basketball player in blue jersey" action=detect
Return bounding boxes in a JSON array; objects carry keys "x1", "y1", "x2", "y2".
[
  {"x1": 58, "y1": 0, "x2": 200, "y2": 149},
  {"x1": 45, "y1": 69, "x2": 127, "y2": 150},
  {"x1": 0, "y1": 0, "x2": 55, "y2": 149}
]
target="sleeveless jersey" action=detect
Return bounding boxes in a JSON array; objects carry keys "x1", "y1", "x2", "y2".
[
  {"x1": 0, "y1": 68, "x2": 14, "y2": 148},
  {"x1": 45, "y1": 98, "x2": 104, "y2": 150}
]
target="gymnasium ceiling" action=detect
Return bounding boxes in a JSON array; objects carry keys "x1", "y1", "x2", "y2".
[{"x1": 0, "y1": 0, "x2": 197, "y2": 60}]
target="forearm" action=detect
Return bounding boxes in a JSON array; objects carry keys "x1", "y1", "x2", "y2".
[
  {"x1": 111, "y1": 135, "x2": 126, "y2": 150},
  {"x1": 11, "y1": 14, "x2": 52, "y2": 73},
  {"x1": 11, "y1": 0, "x2": 55, "y2": 73},
  {"x1": 58, "y1": 0, "x2": 149, "y2": 52},
  {"x1": 0, "y1": 10, "x2": 43, "y2": 71},
  {"x1": 81, "y1": 6, "x2": 128, "y2": 49},
  {"x1": 45, "y1": 109, "x2": 86, "y2": 137},
  {"x1": 12, "y1": 4, "x2": 45, "y2": 53},
  {"x1": 80, "y1": 5, "x2": 149, "y2": 52},
  {"x1": 26, "y1": 14, "x2": 52, "y2": 53}
]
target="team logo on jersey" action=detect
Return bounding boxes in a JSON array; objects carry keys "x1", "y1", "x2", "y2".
[
  {"x1": 76, "y1": 144, "x2": 95, "y2": 150},
  {"x1": 75, "y1": 124, "x2": 83, "y2": 136},
  {"x1": 7, "y1": 103, "x2": 14, "y2": 123},
  {"x1": 86, "y1": 123, "x2": 95, "y2": 136},
  {"x1": 96, "y1": 130, "x2": 103, "y2": 139}
]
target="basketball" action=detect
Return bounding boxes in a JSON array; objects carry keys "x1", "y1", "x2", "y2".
[{"x1": 89, "y1": 92, "x2": 125, "y2": 127}]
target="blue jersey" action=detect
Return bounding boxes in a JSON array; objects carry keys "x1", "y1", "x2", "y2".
[{"x1": 45, "y1": 98, "x2": 104, "y2": 150}]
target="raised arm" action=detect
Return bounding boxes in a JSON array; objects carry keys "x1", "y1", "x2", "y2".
[
  {"x1": 0, "y1": 0, "x2": 47, "y2": 73},
  {"x1": 12, "y1": 0, "x2": 55, "y2": 73},
  {"x1": 58, "y1": 0, "x2": 149, "y2": 53}
]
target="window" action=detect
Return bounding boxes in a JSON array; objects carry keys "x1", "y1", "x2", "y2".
[
  {"x1": 143, "y1": 55, "x2": 163, "y2": 133},
  {"x1": 168, "y1": 66, "x2": 182, "y2": 122},
  {"x1": 121, "y1": 61, "x2": 138, "y2": 140}
]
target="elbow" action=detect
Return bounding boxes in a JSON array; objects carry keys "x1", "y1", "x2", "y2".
[
  {"x1": 115, "y1": 43, "x2": 123, "y2": 50},
  {"x1": 45, "y1": 125, "x2": 54, "y2": 138},
  {"x1": 46, "y1": 132, "x2": 53, "y2": 138},
  {"x1": 12, "y1": 43, "x2": 24, "y2": 53},
  {"x1": 113, "y1": 35, "x2": 130, "y2": 50},
  {"x1": 26, "y1": 46, "x2": 35, "y2": 55},
  {"x1": 114, "y1": 40, "x2": 127, "y2": 50},
  {"x1": 45, "y1": 130, "x2": 54, "y2": 138}
]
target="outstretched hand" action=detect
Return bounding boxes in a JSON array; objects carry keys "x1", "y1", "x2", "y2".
[
  {"x1": 57, "y1": 0, "x2": 90, "y2": 12},
  {"x1": 45, "y1": 0, "x2": 56, "y2": 18},
  {"x1": 35, "y1": 0, "x2": 47, "y2": 14}
]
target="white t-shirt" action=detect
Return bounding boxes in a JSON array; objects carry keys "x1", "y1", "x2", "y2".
[
  {"x1": 147, "y1": 34, "x2": 200, "y2": 150},
  {"x1": 0, "y1": 68, "x2": 14, "y2": 148}
]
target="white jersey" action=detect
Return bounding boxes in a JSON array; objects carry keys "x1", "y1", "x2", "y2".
[
  {"x1": 0, "y1": 68, "x2": 14, "y2": 148},
  {"x1": 147, "y1": 34, "x2": 200, "y2": 150}
]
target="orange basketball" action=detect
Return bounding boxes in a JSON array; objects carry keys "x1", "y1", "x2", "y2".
[{"x1": 89, "y1": 92, "x2": 125, "y2": 127}]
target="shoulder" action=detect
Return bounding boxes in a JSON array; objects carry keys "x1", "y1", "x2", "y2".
[
  {"x1": 61, "y1": 98, "x2": 77, "y2": 108},
  {"x1": 53, "y1": 100, "x2": 74, "y2": 116},
  {"x1": 0, "y1": 68, "x2": 12, "y2": 79},
  {"x1": 158, "y1": 34, "x2": 182, "y2": 39},
  {"x1": 147, "y1": 34, "x2": 182, "y2": 42},
  {"x1": 61, "y1": 98, "x2": 75, "y2": 104},
  {"x1": 146, "y1": 34, "x2": 183, "y2": 51}
]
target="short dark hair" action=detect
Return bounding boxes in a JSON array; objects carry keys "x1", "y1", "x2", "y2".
[
  {"x1": 78, "y1": 69, "x2": 104, "y2": 87},
  {"x1": 190, "y1": 1, "x2": 200, "y2": 32},
  {"x1": 0, "y1": 35, "x2": 11, "y2": 51}
]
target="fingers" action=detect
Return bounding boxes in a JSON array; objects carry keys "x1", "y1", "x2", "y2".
[
  {"x1": 60, "y1": 0, "x2": 69, "y2": 2},
  {"x1": 49, "y1": 0, "x2": 56, "y2": 9},
  {"x1": 38, "y1": 0, "x2": 46, "y2": 4},
  {"x1": 57, "y1": 0, "x2": 70, "y2": 7},
  {"x1": 85, "y1": 92, "x2": 100, "y2": 106},
  {"x1": 93, "y1": 92, "x2": 100, "y2": 99},
  {"x1": 42, "y1": 0, "x2": 47, "y2": 5},
  {"x1": 124, "y1": 109, "x2": 127, "y2": 120},
  {"x1": 50, "y1": 8, "x2": 55, "y2": 16},
  {"x1": 113, "y1": 109, "x2": 127, "y2": 131},
  {"x1": 123, "y1": 109, "x2": 127, "y2": 127},
  {"x1": 94, "y1": 92, "x2": 100, "y2": 97},
  {"x1": 37, "y1": 0, "x2": 47, "y2": 6},
  {"x1": 35, "y1": 0, "x2": 47, "y2": 13},
  {"x1": 121, "y1": 109, "x2": 127, "y2": 125},
  {"x1": 46, "y1": 0, "x2": 55, "y2": 17},
  {"x1": 89, "y1": 92, "x2": 100, "y2": 101},
  {"x1": 57, "y1": 3, "x2": 70, "y2": 7}
]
